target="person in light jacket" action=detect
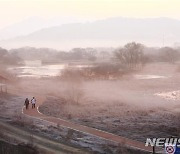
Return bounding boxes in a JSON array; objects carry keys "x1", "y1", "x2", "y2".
[{"x1": 31, "y1": 97, "x2": 36, "y2": 109}]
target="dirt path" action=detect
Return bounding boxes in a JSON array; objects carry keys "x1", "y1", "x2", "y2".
[
  {"x1": 23, "y1": 96, "x2": 158, "y2": 153},
  {"x1": 0, "y1": 120, "x2": 89, "y2": 154}
]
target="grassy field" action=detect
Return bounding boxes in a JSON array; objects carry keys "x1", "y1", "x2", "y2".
[{"x1": 38, "y1": 62, "x2": 180, "y2": 142}]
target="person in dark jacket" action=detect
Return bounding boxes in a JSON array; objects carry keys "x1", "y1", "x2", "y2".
[{"x1": 24, "y1": 98, "x2": 29, "y2": 109}]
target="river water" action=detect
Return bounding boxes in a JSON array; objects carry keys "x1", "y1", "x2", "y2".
[
  {"x1": 8, "y1": 60, "x2": 92, "y2": 78},
  {"x1": 8, "y1": 60, "x2": 169, "y2": 80}
]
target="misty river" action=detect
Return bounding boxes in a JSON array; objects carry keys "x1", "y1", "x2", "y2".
[{"x1": 8, "y1": 60, "x2": 90, "y2": 78}]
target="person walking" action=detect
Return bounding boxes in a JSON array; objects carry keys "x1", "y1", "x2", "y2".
[
  {"x1": 31, "y1": 97, "x2": 36, "y2": 109},
  {"x1": 24, "y1": 98, "x2": 29, "y2": 110}
]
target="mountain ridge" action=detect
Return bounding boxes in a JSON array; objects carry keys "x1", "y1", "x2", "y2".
[{"x1": 1, "y1": 17, "x2": 180, "y2": 49}]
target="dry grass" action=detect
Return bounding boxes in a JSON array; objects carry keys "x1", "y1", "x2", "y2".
[
  {"x1": 9, "y1": 62, "x2": 180, "y2": 144},
  {"x1": 13, "y1": 113, "x2": 34, "y2": 129},
  {"x1": 177, "y1": 65, "x2": 180, "y2": 72}
]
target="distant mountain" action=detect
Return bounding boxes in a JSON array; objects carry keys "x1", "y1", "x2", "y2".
[
  {"x1": 0, "y1": 16, "x2": 89, "y2": 40},
  {"x1": 0, "y1": 17, "x2": 47, "y2": 40},
  {"x1": 1, "y1": 17, "x2": 180, "y2": 49}
]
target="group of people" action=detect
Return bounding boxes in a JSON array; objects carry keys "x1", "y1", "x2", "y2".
[{"x1": 24, "y1": 97, "x2": 36, "y2": 109}]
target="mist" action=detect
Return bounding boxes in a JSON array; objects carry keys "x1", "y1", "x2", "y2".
[
  {"x1": 1, "y1": 17, "x2": 180, "y2": 50},
  {"x1": 1, "y1": 0, "x2": 180, "y2": 153}
]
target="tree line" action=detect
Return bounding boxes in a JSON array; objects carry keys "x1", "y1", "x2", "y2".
[{"x1": 0, "y1": 43, "x2": 180, "y2": 66}]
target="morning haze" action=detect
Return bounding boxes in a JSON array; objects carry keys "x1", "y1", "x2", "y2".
[{"x1": 0, "y1": 0, "x2": 180, "y2": 154}]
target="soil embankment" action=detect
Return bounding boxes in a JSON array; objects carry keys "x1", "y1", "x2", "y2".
[{"x1": 0, "y1": 119, "x2": 88, "y2": 154}]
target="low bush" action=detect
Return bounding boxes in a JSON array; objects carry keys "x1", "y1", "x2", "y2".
[{"x1": 61, "y1": 63, "x2": 133, "y2": 80}]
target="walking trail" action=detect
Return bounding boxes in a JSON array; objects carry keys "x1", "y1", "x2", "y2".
[{"x1": 22, "y1": 96, "x2": 160, "y2": 153}]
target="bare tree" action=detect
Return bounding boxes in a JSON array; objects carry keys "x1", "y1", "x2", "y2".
[
  {"x1": 70, "y1": 48, "x2": 86, "y2": 60},
  {"x1": 100, "y1": 51, "x2": 110, "y2": 59},
  {"x1": 62, "y1": 74, "x2": 85, "y2": 105},
  {"x1": 65, "y1": 84, "x2": 84, "y2": 105},
  {"x1": 114, "y1": 42, "x2": 144, "y2": 69},
  {"x1": 86, "y1": 47, "x2": 97, "y2": 57},
  {"x1": 159, "y1": 47, "x2": 179, "y2": 63}
]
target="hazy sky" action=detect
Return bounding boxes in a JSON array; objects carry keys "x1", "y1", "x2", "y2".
[{"x1": 0, "y1": 0, "x2": 179, "y2": 29}]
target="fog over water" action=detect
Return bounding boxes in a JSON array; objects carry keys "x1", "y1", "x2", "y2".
[
  {"x1": 7, "y1": 60, "x2": 170, "y2": 80},
  {"x1": 1, "y1": 1, "x2": 180, "y2": 154},
  {"x1": 8, "y1": 60, "x2": 93, "y2": 78}
]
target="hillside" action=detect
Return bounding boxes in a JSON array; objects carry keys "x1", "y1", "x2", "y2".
[{"x1": 1, "y1": 17, "x2": 180, "y2": 49}]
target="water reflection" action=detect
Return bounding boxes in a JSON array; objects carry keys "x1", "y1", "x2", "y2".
[{"x1": 134, "y1": 75, "x2": 168, "y2": 80}]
